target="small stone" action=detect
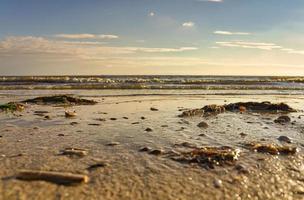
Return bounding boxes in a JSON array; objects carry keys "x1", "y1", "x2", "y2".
[
  {"x1": 88, "y1": 123, "x2": 101, "y2": 126},
  {"x1": 240, "y1": 132, "x2": 247, "y2": 137},
  {"x1": 106, "y1": 142, "x2": 120, "y2": 146},
  {"x1": 150, "y1": 107, "x2": 158, "y2": 111},
  {"x1": 149, "y1": 149, "x2": 164, "y2": 156},
  {"x1": 235, "y1": 164, "x2": 250, "y2": 174},
  {"x1": 58, "y1": 133, "x2": 65, "y2": 136},
  {"x1": 161, "y1": 125, "x2": 168, "y2": 128},
  {"x1": 141, "y1": 117, "x2": 146, "y2": 120},
  {"x1": 198, "y1": 133, "x2": 206, "y2": 137},
  {"x1": 145, "y1": 128, "x2": 153, "y2": 132},
  {"x1": 70, "y1": 122, "x2": 79, "y2": 125},
  {"x1": 278, "y1": 136, "x2": 292, "y2": 143},
  {"x1": 44, "y1": 115, "x2": 51, "y2": 120},
  {"x1": 123, "y1": 117, "x2": 129, "y2": 119},
  {"x1": 139, "y1": 146, "x2": 152, "y2": 152},
  {"x1": 197, "y1": 121, "x2": 208, "y2": 129},
  {"x1": 110, "y1": 118, "x2": 117, "y2": 121},
  {"x1": 132, "y1": 122, "x2": 140, "y2": 124},
  {"x1": 65, "y1": 111, "x2": 77, "y2": 118},
  {"x1": 274, "y1": 116, "x2": 291, "y2": 124},
  {"x1": 213, "y1": 179, "x2": 222, "y2": 188}
]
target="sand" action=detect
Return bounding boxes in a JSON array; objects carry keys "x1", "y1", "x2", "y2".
[{"x1": 0, "y1": 91, "x2": 303, "y2": 200}]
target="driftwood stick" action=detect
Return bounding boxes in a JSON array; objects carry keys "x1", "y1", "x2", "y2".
[{"x1": 16, "y1": 170, "x2": 89, "y2": 185}]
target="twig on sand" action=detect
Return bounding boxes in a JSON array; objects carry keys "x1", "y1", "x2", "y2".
[{"x1": 16, "y1": 170, "x2": 89, "y2": 185}]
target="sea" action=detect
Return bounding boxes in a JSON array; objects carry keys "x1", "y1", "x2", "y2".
[{"x1": 0, "y1": 75, "x2": 304, "y2": 97}]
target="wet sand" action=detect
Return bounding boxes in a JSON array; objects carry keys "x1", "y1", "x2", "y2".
[{"x1": 0, "y1": 92, "x2": 304, "y2": 200}]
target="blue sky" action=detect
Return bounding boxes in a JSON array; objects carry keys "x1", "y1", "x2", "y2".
[{"x1": 1, "y1": 0, "x2": 304, "y2": 75}]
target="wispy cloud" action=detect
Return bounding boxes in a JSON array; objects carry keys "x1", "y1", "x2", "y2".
[
  {"x1": 214, "y1": 31, "x2": 251, "y2": 35},
  {"x1": 0, "y1": 36, "x2": 198, "y2": 60},
  {"x1": 215, "y1": 40, "x2": 304, "y2": 55},
  {"x1": 182, "y1": 21, "x2": 195, "y2": 28},
  {"x1": 216, "y1": 41, "x2": 281, "y2": 50},
  {"x1": 55, "y1": 34, "x2": 119, "y2": 39}
]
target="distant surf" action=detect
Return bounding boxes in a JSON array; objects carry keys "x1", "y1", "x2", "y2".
[{"x1": 0, "y1": 75, "x2": 304, "y2": 91}]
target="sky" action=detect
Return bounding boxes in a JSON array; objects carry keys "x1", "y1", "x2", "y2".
[{"x1": 1, "y1": 0, "x2": 304, "y2": 75}]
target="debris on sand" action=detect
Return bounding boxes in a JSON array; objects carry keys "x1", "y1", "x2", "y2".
[
  {"x1": 22, "y1": 95, "x2": 97, "y2": 106},
  {"x1": 202, "y1": 105, "x2": 226, "y2": 115},
  {"x1": 150, "y1": 107, "x2": 159, "y2": 111},
  {"x1": 148, "y1": 149, "x2": 164, "y2": 156},
  {"x1": 16, "y1": 170, "x2": 89, "y2": 185},
  {"x1": 178, "y1": 102, "x2": 296, "y2": 118},
  {"x1": 139, "y1": 146, "x2": 152, "y2": 152},
  {"x1": 171, "y1": 146, "x2": 240, "y2": 169},
  {"x1": 244, "y1": 142, "x2": 297, "y2": 155},
  {"x1": 277, "y1": 136, "x2": 292, "y2": 143},
  {"x1": 178, "y1": 108, "x2": 204, "y2": 117},
  {"x1": 197, "y1": 121, "x2": 209, "y2": 129},
  {"x1": 60, "y1": 148, "x2": 88, "y2": 157},
  {"x1": 274, "y1": 116, "x2": 291, "y2": 124},
  {"x1": 224, "y1": 102, "x2": 296, "y2": 113},
  {"x1": 106, "y1": 142, "x2": 120, "y2": 146},
  {"x1": 0, "y1": 102, "x2": 25, "y2": 112},
  {"x1": 145, "y1": 128, "x2": 153, "y2": 132},
  {"x1": 65, "y1": 111, "x2": 77, "y2": 118},
  {"x1": 86, "y1": 162, "x2": 108, "y2": 171}
]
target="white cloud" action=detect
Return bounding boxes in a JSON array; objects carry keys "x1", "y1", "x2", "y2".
[
  {"x1": 216, "y1": 41, "x2": 281, "y2": 50},
  {"x1": 149, "y1": 12, "x2": 155, "y2": 17},
  {"x1": 55, "y1": 34, "x2": 119, "y2": 39},
  {"x1": 214, "y1": 31, "x2": 251, "y2": 35},
  {"x1": 0, "y1": 36, "x2": 198, "y2": 60},
  {"x1": 182, "y1": 21, "x2": 195, "y2": 28}
]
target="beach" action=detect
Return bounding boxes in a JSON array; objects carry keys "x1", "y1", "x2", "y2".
[{"x1": 0, "y1": 87, "x2": 303, "y2": 200}]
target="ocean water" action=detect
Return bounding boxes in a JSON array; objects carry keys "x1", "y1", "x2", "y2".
[{"x1": 0, "y1": 76, "x2": 304, "y2": 96}]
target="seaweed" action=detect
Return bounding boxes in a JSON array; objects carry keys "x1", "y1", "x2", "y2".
[
  {"x1": 0, "y1": 102, "x2": 24, "y2": 112},
  {"x1": 244, "y1": 142, "x2": 298, "y2": 155},
  {"x1": 171, "y1": 146, "x2": 240, "y2": 169},
  {"x1": 22, "y1": 95, "x2": 97, "y2": 106}
]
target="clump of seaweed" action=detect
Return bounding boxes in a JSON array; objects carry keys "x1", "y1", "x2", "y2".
[
  {"x1": 224, "y1": 102, "x2": 296, "y2": 113},
  {"x1": 178, "y1": 101, "x2": 296, "y2": 117},
  {"x1": 0, "y1": 102, "x2": 25, "y2": 112},
  {"x1": 244, "y1": 142, "x2": 298, "y2": 155},
  {"x1": 171, "y1": 146, "x2": 240, "y2": 169},
  {"x1": 22, "y1": 95, "x2": 97, "y2": 106}
]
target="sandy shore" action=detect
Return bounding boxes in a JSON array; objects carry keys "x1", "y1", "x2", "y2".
[{"x1": 0, "y1": 92, "x2": 304, "y2": 200}]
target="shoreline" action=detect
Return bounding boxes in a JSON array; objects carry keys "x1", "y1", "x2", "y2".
[{"x1": 0, "y1": 92, "x2": 303, "y2": 199}]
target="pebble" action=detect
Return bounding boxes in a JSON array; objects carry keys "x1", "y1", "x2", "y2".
[
  {"x1": 235, "y1": 164, "x2": 250, "y2": 174},
  {"x1": 141, "y1": 117, "x2": 146, "y2": 120},
  {"x1": 139, "y1": 146, "x2": 152, "y2": 152},
  {"x1": 106, "y1": 142, "x2": 120, "y2": 146},
  {"x1": 274, "y1": 116, "x2": 291, "y2": 124},
  {"x1": 145, "y1": 128, "x2": 153, "y2": 132},
  {"x1": 213, "y1": 179, "x2": 223, "y2": 188},
  {"x1": 58, "y1": 133, "x2": 65, "y2": 136},
  {"x1": 150, "y1": 107, "x2": 159, "y2": 111},
  {"x1": 240, "y1": 132, "x2": 247, "y2": 137},
  {"x1": 278, "y1": 136, "x2": 292, "y2": 143},
  {"x1": 149, "y1": 149, "x2": 164, "y2": 156},
  {"x1": 110, "y1": 118, "x2": 117, "y2": 121},
  {"x1": 70, "y1": 122, "x2": 79, "y2": 125},
  {"x1": 197, "y1": 121, "x2": 208, "y2": 129}
]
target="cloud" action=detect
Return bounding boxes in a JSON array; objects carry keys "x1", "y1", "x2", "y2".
[
  {"x1": 148, "y1": 12, "x2": 155, "y2": 17},
  {"x1": 216, "y1": 41, "x2": 281, "y2": 50},
  {"x1": 215, "y1": 40, "x2": 304, "y2": 55},
  {"x1": 55, "y1": 34, "x2": 119, "y2": 39},
  {"x1": 214, "y1": 31, "x2": 251, "y2": 35},
  {"x1": 182, "y1": 21, "x2": 195, "y2": 28},
  {"x1": 0, "y1": 36, "x2": 198, "y2": 61}
]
